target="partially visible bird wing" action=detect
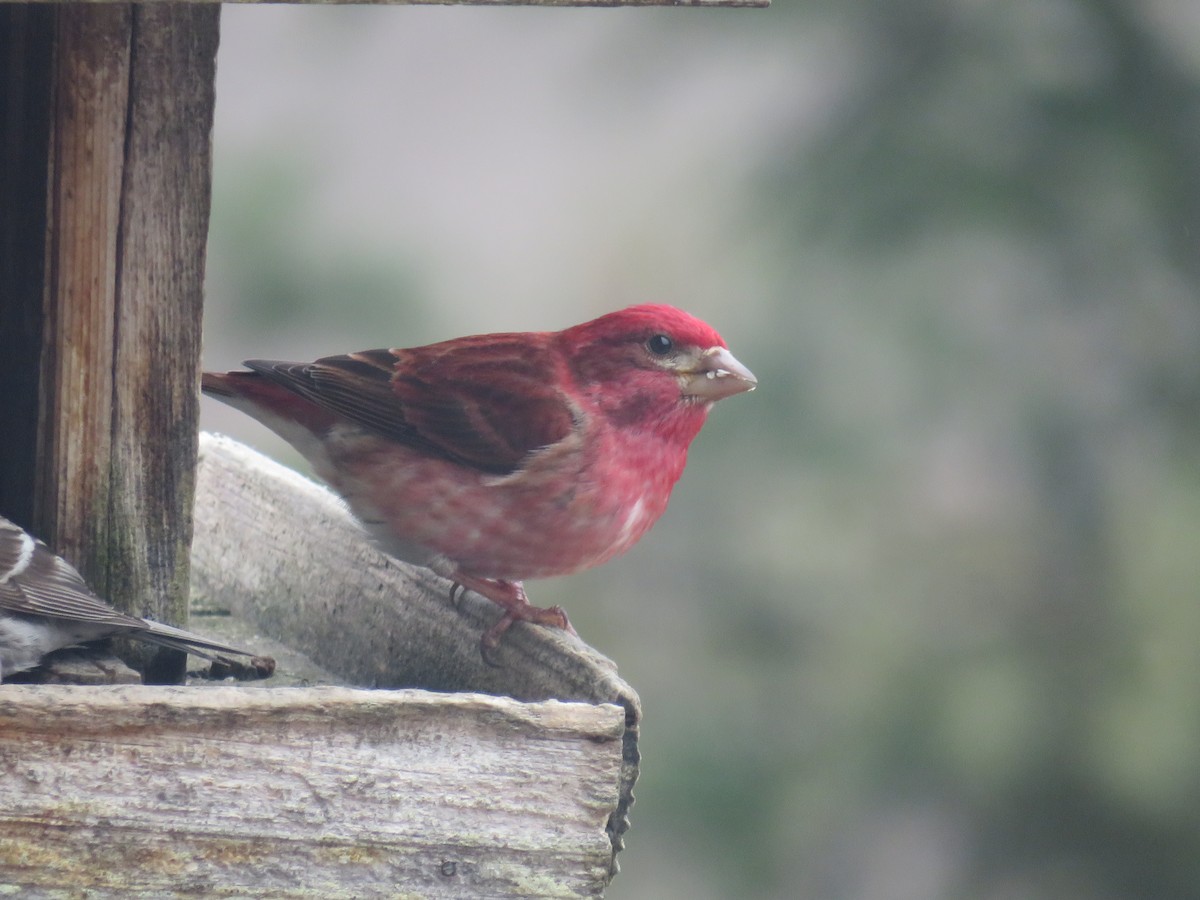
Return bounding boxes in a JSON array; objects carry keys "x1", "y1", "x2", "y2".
[
  {"x1": 0, "y1": 517, "x2": 270, "y2": 667},
  {"x1": 245, "y1": 335, "x2": 579, "y2": 475},
  {"x1": 0, "y1": 518, "x2": 143, "y2": 629}
]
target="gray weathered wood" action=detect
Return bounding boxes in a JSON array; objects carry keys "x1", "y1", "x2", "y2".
[
  {"x1": 0, "y1": 5, "x2": 219, "y2": 676},
  {"x1": 107, "y1": 4, "x2": 220, "y2": 667},
  {"x1": 0, "y1": 685, "x2": 625, "y2": 898},
  {"x1": 27, "y1": 5, "x2": 130, "y2": 576},
  {"x1": 7, "y1": 0, "x2": 771, "y2": 7},
  {"x1": 192, "y1": 432, "x2": 641, "y2": 873}
]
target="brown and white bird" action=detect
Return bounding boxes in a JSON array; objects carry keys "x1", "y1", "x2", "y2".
[{"x1": 0, "y1": 515, "x2": 270, "y2": 682}]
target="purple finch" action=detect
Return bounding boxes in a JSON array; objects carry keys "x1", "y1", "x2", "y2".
[
  {"x1": 202, "y1": 304, "x2": 756, "y2": 656},
  {"x1": 0, "y1": 516, "x2": 272, "y2": 681}
]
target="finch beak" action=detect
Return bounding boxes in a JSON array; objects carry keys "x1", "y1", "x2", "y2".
[{"x1": 683, "y1": 346, "x2": 758, "y2": 401}]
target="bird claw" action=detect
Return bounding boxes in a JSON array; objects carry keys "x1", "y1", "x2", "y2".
[
  {"x1": 546, "y1": 605, "x2": 578, "y2": 637},
  {"x1": 450, "y1": 575, "x2": 577, "y2": 665},
  {"x1": 479, "y1": 613, "x2": 515, "y2": 668}
]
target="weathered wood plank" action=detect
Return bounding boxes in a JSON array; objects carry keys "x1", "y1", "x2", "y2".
[
  {"x1": 0, "y1": 685, "x2": 625, "y2": 897},
  {"x1": 192, "y1": 432, "x2": 641, "y2": 874},
  {"x1": 6, "y1": 0, "x2": 770, "y2": 8},
  {"x1": 0, "y1": 6, "x2": 219, "y2": 677},
  {"x1": 34, "y1": 4, "x2": 130, "y2": 592},
  {"x1": 106, "y1": 4, "x2": 219, "y2": 673}
]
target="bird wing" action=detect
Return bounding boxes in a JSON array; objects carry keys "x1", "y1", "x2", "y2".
[
  {"x1": 0, "y1": 518, "x2": 269, "y2": 666},
  {"x1": 246, "y1": 335, "x2": 579, "y2": 475},
  {"x1": 0, "y1": 519, "x2": 143, "y2": 629}
]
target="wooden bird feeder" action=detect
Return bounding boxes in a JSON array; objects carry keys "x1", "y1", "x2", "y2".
[{"x1": 0, "y1": 0, "x2": 763, "y2": 895}]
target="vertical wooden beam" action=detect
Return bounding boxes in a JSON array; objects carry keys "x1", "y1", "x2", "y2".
[
  {"x1": 0, "y1": 5, "x2": 219, "y2": 680},
  {"x1": 38, "y1": 2, "x2": 132, "y2": 603},
  {"x1": 109, "y1": 5, "x2": 220, "y2": 678}
]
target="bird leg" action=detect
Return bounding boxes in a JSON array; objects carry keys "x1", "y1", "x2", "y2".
[{"x1": 450, "y1": 573, "x2": 577, "y2": 664}]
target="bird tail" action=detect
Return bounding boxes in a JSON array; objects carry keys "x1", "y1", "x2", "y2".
[{"x1": 136, "y1": 620, "x2": 275, "y2": 676}]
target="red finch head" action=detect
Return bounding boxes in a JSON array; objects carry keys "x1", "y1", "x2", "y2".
[{"x1": 203, "y1": 304, "x2": 755, "y2": 652}]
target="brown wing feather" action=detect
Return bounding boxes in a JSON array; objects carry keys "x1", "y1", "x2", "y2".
[
  {"x1": 0, "y1": 520, "x2": 144, "y2": 629},
  {"x1": 245, "y1": 350, "x2": 411, "y2": 445},
  {"x1": 245, "y1": 334, "x2": 578, "y2": 475}
]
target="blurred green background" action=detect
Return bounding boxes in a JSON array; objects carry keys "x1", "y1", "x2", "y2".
[{"x1": 200, "y1": 2, "x2": 1200, "y2": 897}]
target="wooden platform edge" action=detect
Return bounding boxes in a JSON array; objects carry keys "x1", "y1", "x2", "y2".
[{"x1": 0, "y1": 684, "x2": 626, "y2": 898}]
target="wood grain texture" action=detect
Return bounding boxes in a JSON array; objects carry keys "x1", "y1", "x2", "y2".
[
  {"x1": 35, "y1": 4, "x2": 130, "y2": 581},
  {"x1": 106, "y1": 4, "x2": 219, "y2": 670},
  {"x1": 0, "y1": 6, "x2": 219, "y2": 677},
  {"x1": 192, "y1": 432, "x2": 641, "y2": 875},
  {"x1": 12, "y1": 0, "x2": 770, "y2": 8},
  {"x1": 0, "y1": 685, "x2": 625, "y2": 897}
]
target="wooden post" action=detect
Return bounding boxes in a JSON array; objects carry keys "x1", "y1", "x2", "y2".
[{"x1": 0, "y1": 5, "x2": 219, "y2": 678}]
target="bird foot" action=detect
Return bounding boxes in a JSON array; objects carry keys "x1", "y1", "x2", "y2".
[{"x1": 450, "y1": 574, "x2": 576, "y2": 665}]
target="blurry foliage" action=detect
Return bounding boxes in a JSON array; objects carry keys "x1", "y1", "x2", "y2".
[
  {"x1": 206, "y1": 154, "x2": 429, "y2": 349},
  {"x1": 709, "y1": 0, "x2": 1200, "y2": 897}
]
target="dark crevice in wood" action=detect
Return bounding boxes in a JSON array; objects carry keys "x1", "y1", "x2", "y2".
[{"x1": 0, "y1": 7, "x2": 53, "y2": 530}]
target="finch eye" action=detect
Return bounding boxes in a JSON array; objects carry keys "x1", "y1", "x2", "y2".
[{"x1": 646, "y1": 334, "x2": 674, "y2": 356}]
